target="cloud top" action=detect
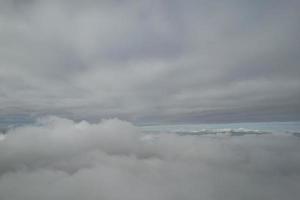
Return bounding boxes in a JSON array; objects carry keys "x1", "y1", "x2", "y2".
[{"x1": 0, "y1": 116, "x2": 300, "y2": 200}]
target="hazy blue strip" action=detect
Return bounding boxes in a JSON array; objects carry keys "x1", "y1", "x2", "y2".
[{"x1": 141, "y1": 121, "x2": 300, "y2": 133}]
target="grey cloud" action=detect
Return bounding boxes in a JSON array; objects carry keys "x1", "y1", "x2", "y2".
[
  {"x1": 0, "y1": 117, "x2": 300, "y2": 200},
  {"x1": 0, "y1": 0, "x2": 300, "y2": 124}
]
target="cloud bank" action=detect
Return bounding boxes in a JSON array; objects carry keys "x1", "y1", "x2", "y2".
[
  {"x1": 0, "y1": 116, "x2": 300, "y2": 200},
  {"x1": 0, "y1": 0, "x2": 300, "y2": 123}
]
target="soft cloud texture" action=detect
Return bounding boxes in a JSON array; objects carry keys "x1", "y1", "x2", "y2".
[
  {"x1": 0, "y1": 0, "x2": 300, "y2": 123},
  {"x1": 0, "y1": 116, "x2": 300, "y2": 200}
]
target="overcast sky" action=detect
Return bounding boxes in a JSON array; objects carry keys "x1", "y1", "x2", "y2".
[{"x1": 0, "y1": 0, "x2": 300, "y2": 124}]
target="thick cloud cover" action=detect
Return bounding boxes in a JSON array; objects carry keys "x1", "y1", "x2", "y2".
[
  {"x1": 0, "y1": 0, "x2": 300, "y2": 124},
  {"x1": 0, "y1": 116, "x2": 300, "y2": 200}
]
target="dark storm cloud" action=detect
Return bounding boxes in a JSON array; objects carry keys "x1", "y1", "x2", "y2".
[{"x1": 0, "y1": 0, "x2": 300, "y2": 123}]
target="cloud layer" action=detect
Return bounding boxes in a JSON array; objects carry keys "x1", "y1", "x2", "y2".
[
  {"x1": 0, "y1": 116, "x2": 300, "y2": 200},
  {"x1": 0, "y1": 0, "x2": 300, "y2": 123}
]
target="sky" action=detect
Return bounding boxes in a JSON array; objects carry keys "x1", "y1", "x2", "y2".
[{"x1": 1, "y1": 0, "x2": 300, "y2": 124}]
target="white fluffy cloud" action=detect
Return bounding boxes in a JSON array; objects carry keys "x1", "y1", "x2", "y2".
[{"x1": 0, "y1": 116, "x2": 300, "y2": 200}]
